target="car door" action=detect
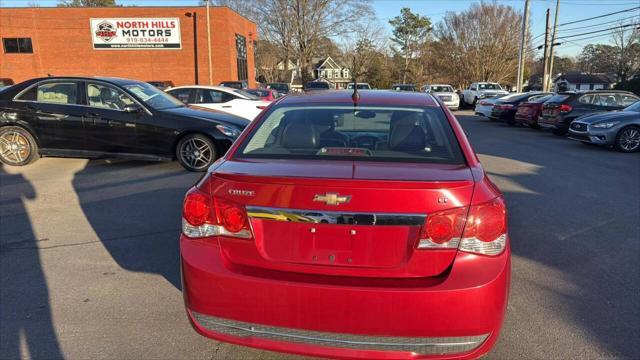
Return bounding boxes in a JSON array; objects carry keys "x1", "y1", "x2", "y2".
[
  {"x1": 194, "y1": 88, "x2": 236, "y2": 113},
  {"x1": 15, "y1": 80, "x2": 86, "y2": 151},
  {"x1": 594, "y1": 93, "x2": 624, "y2": 112},
  {"x1": 82, "y1": 81, "x2": 143, "y2": 154}
]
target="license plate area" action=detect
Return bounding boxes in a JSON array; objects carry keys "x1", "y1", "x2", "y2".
[{"x1": 255, "y1": 221, "x2": 418, "y2": 268}]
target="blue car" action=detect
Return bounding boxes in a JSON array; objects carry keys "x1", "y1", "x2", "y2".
[{"x1": 568, "y1": 100, "x2": 640, "y2": 152}]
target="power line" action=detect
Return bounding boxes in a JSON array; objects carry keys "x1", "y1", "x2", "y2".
[
  {"x1": 557, "y1": 6, "x2": 639, "y2": 27},
  {"x1": 558, "y1": 14, "x2": 639, "y2": 32},
  {"x1": 556, "y1": 22, "x2": 639, "y2": 39}
]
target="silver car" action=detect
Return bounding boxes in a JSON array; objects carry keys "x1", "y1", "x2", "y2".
[{"x1": 568, "y1": 100, "x2": 640, "y2": 152}]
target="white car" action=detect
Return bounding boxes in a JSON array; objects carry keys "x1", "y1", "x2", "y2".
[
  {"x1": 423, "y1": 84, "x2": 460, "y2": 110},
  {"x1": 461, "y1": 82, "x2": 509, "y2": 107},
  {"x1": 474, "y1": 96, "x2": 506, "y2": 118},
  {"x1": 166, "y1": 85, "x2": 270, "y2": 120}
]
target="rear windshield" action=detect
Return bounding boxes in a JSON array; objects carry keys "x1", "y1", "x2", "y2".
[
  {"x1": 306, "y1": 82, "x2": 330, "y2": 89},
  {"x1": 547, "y1": 94, "x2": 570, "y2": 103},
  {"x1": 268, "y1": 83, "x2": 289, "y2": 92},
  {"x1": 236, "y1": 105, "x2": 465, "y2": 164},
  {"x1": 478, "y1": 83, "x2": 501, "y2": 90},
  {"x1": 531, "y1": 94, "x2": 553, "y2": 103}
]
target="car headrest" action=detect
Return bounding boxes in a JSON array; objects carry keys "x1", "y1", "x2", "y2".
[
  {"x1": 389, "y1": 112, "x2": 426, "y2": 151},
  {"x1": 282, "y1": 121, "x2": 319, "y2": 149},
  {"x1": 100, "y1": 87, "x2": 116, "y2": 101}
]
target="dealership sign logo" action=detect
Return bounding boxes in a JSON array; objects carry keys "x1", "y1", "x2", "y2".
[
  {"x1": 95, "y1": 21, "x2": 117, "y2": 42},
  {"x1": 90, "y1": 18, "x2": 181, "y2": 50}
]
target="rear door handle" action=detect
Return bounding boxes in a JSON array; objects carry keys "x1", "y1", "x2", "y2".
[
  {"x1": 84, "y1": 112, "x2": 101, "y2": 118},
  {"x1": 25, "y1": 103, "x2": 38, "y2": 111},
  {"x1": 222, "y1": 105, "x2": 232, "y2": 108}
]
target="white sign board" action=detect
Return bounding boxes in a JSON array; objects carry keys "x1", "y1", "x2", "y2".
[{"x1": 90, "y1": 18, "x2": 181, "y2": 50}]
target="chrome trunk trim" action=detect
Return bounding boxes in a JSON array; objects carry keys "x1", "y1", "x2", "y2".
[
  {"x1": 246, "y1": 206, "x2": 425, "y2": 226},
  {"x1": 192, "y1": 311, "x2": 488, "y2": 355}
]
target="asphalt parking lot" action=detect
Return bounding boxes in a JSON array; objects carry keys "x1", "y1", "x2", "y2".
[{"x1": 1, "y1": 110, "x2": 638, "y2": 360}]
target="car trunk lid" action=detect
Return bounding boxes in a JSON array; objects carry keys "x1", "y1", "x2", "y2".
[{"x1": 205, "y1": 159, "x2": 475, "y2": 278}]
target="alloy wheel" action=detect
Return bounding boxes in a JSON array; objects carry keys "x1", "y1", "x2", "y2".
[
  {"x1": 0, "y1": 131, "x2": 31, "y2": 164},
  {"x1": 180, "y1": 137, "x2": 213, "y2": 170},
  {"x1": 619, "y1": 128, "x2": 640, "y2": 152}
]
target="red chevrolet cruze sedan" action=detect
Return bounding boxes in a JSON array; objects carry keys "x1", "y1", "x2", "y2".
[{"x1": 180, "y1": 90, "x2": 511, "y2": 359}]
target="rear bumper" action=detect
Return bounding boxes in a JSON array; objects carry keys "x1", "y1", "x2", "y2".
[{"x1": 181, "y1": 235, "x2": 511, "y2": 359}]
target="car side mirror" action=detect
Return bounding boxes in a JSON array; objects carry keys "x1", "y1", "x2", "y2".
[{"x1": 123, "y1": 104, "x2": 142, "y2": 113}]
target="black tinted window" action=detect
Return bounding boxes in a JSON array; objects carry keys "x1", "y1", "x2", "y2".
[
  {"x1": 3, "y1": 38, "x2": 33, "y2": 53},
  {"x1": 237, "y1": 105, "x2": 465, "y2": 164},
  {"x1": 20, "y1": 82, "x2": 77, "y2": 104},
  {"x1": 548, "y1": 95, "x2": 570, "y2": 103},
  {"x1": 167, "y1": 88, "x2": 191, "y2": 103}
]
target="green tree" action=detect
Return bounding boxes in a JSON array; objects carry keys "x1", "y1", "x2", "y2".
[
  {"x1": 57, "y1": 0, "x2": 116, "y2": 6},
  {"x1": 388, "y1": 8, "x2": 432, "y2": 84}
]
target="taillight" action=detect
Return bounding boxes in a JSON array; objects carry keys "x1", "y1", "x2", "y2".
[
  {"x1": 498, "y1": 104, "x2": 514, "y2": 110},
  {"x1": 182, "y1": 188, "x2": 252, "y2": 239},
  {"x1": 558, "y1": 104, "x2": 572, "y2": 113},
  {"x1": 257, "y1": 105, "x2": 266, "y2": 109},
  {"x1": 459, "y1": 197, "x2": 507, "y2": 256},
  {"x1": 418, "y1": 207, "x2": 468, "y2": 249},
  {"x1": 479, "y1": 101, "x2": 491, "y2": 106}
]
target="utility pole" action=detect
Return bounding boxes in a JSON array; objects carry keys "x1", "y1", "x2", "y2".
[
  {"x1": 547, "y1": 0, "x2": 560, "y2": 92},
  {"x1": 206, "y1": 0, "x2": 213, "y2": 85},
  {"x1": 516, "y1": 0, "x2": 531, "y2": 92},
  {"x1": 542, "y1": 9, "x2": 551, "y2": 92}
]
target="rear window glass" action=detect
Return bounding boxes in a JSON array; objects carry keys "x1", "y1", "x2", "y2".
[
  {"x1": 306, "y1": 82, "x2": 330, "y2": 89},
  {"x1": 547, "y1": 95, "x2": 570, "y2": 103},
  {"x1": 530, "y1": 94, "x2": 552, "y2": 103},
  {"x1": 236, "y1": 106, "x2": 465, "y2": 164}
]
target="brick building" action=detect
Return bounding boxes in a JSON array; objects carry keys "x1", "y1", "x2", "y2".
[{"x1": 0, "y1": 6, "x2": 257, "y2": 87}]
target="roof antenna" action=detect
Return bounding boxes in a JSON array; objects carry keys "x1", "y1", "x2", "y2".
[{"x1": 351, "y1": 58, "x2": 359, "y2": 105}]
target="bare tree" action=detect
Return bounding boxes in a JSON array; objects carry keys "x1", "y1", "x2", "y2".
[
  {"x1": 57, "y1": 0, "x2": 116, "y2": 6},
  {"x1": 430, "y1": 3, "x2": 523, "y2": 89},
  {"x1": 341, "y1": 20, "x2": 387, "y2": 83},
  {"x1": 611, "y1": 21, "x2": 640, "y2": 85}
]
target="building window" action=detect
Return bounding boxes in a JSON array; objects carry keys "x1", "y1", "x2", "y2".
[
  {"x1": 3, "y1": 38, "x2": 33, "y2": 54},
  {"x1": 235, "y1": 34, "x2": 248, "y2": 81},
  {"x1": 334, "y1": 70, "x2": 340, "y2": 78},
  {"x1": 327, "y1": 70, "x2": 333, "y2": 78}
]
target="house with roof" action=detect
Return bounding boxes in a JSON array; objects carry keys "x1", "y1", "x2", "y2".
[
  {"x1": 313, "y1": 56, "x2": 351, "y2": 89},
  {"x1": 553, "y1": 71, "x2": 614, "y2": 92}
]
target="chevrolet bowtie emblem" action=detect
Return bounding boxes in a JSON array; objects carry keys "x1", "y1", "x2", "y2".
[{"x1": 313, "y1": 193, "x2": 351, "y2": 206}]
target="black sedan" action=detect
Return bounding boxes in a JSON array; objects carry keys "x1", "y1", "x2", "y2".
[
  {"x1": 490, "y1": 92, "x2": 552, "y2": 124},
  {"x1": 0, "y1": 77, "x2": 249, "y2": 171}
]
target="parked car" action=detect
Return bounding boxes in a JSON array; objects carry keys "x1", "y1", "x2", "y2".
[
  {"x1": 245, "y1": 88, "x2": 279, "y2": 101},
  {"x1": 514, "y1": 94, "x2": 554, "y2": 129},
  {"x1": 147, "y1": 80, "x2": 175, "y2": 90},
  {"x1": 490, "y1": 92, "x2": 552, "y2": 124},
  {"x1": 474, "y1": 95, "x2": 506, "y2": 118},
  {"x1": 461, "y1": 82, "x2": 509, "y2": 107},
  {"x1": 423, "y1": 84, "x2": 460, "y2": 110},
  {"x1": 391, "y1": 84, "x2": 416, "y2": 92},
  {"x1": 347, "y1": 82, "x2": 372, "y2": 90},
  {"x1": 0, "y1": 77, "x2": 249, "y2": 171},
  {"x1": 539, "y1": 90, "x2": 639, "y2": 135},
  {"x1": 219, "y1": 81, "x2": 248, "y2": 89},
  {"x1": 568, "y1": 100, "x2": 640, "y2": 152},
  {"x1": 304, "y1": 81, "x2": 331, "y2": 91},
  {"x1": 180, "y1": 90, "x2": 511, "y2": 360},
  {"x1": 166, "y1": 85, "x2": 271, "y2": 120},
  {"x1": 266, "y1": 82, "x2": 290, "y2": 95}
]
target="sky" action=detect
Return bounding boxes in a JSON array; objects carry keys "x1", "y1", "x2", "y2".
[{"x1": 2, "y1": 0, "x2": 639, "y2": 57}]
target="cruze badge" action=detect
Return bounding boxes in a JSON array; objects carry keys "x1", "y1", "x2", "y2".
[
  {"x1": 313, "y1": 193, "x2": 351, "y2": 206},
  {"x1": 228, "y1": 189, "x2": 255, "y2": 197}
]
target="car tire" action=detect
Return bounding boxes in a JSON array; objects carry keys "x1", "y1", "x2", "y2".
[
  {"x1": 0, "y1": 126, "x2": 40, "y2": 166},
  {"x1": 552, "y1": 128, "x2": 568, "y2": 136},
  {"x1": 176, "y1": 134, "x2": 218, "y2": 172},
  {"x1": 472, "y1": 97, "x2": 478, "y2": 107},
  {"x1": 530, "y1": 123, "x2": 541, "y2": 130},
  {"x1": 614, "y1": 126, "x2": 640, "y2": 153}
]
